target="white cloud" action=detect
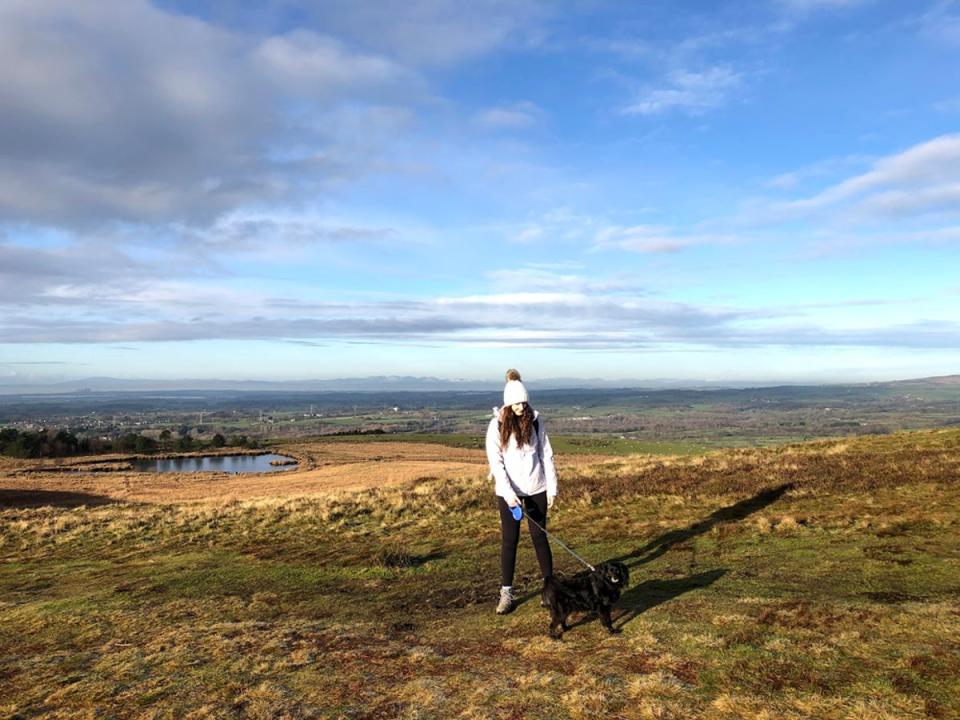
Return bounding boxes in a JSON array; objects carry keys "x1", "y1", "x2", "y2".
[
  {"x1": 253, "y1": 31, "x2": 423, "y2": 100},
  {"x1": 3, "y1": 254, "x2": 958, "y2": 351},
  {"x1": 486, "y1": 267, "x2": 649, "y2": 295},
  {"x1": 855, "y1": 185, "x2": 960, "y2": 218},
  {"x1": 191, "y1": 216, "x2": 403, "y2": 254},
  {"x1": 0, "y1": 0, "x2": 426, "y2": 228},
  {"x1": 593, "y1": 225, "x2": 734, "y2": 253},
  {"x1": 435, "y1": 292, "x2": 589, "y2": 306},
  {"x1": 934, "y1": 96, "x2": 960, "y2": 113},
  {"x1": 765, "y1": 155, "x2": 872, "y2": 190},
  {"x1": 771, "y1": 133, "x2": 960, "y2": 220},
  {"x1": 779, "y1": 0, "x2": 869, "y2": 12},
  {"x1": 0, "y1": 245, "x2": 118, "y2": 304},
  {"x1": 804, "y1": 225, "x2": 960, "y2": 255},
  {"x1": 286, "y1": 0, "x2": 550, "y2": 67},
  {"x1": 512, "y1": 225, "x2": 546, "y2": 243},
  {"x1": 474, "y1": 101, "x2": 543, "y2": 130},
  {"x1": 623, "y1": 66, "x2": 741, "y2": 116},
  {"x1": 500, "y1": 207, "x2": 612, "y2": 249},
  {"x1": 913, "y1": 1, "x2": 960, "y2": 46},
  {"x1": 5, "y1": 284, "x2": 958, "y2": 351}
]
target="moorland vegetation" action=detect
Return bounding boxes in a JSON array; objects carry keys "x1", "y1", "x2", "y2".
[{"x1": 1, "y1": 428, "x2": 958, "y2": 717}]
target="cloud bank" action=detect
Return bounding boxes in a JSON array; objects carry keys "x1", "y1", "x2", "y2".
[{"x1": 0, "y1": 0, "x2": 426, "y2": 228}]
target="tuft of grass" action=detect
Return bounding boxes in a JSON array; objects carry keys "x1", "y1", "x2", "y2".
[{"x1": 373, "y1": 544, "x2": 444, "y2": 569}]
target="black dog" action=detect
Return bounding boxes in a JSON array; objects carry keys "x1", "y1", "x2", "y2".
[{"x1": 541, "y1": 562, "x2": 629, "y2": 639}]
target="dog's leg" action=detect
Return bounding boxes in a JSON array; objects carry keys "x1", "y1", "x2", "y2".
[
  {"x1": 600, "y1": 605, "x2": 620, "y2": 634},
  {"x1": 549, "y1": 609, "x2": 564, "y2": 640}
]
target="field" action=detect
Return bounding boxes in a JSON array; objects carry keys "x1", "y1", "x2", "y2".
[
  {"x1": 4, "y1": 376, "x2": 960, "y2": 451},
  {"x1": 1, "y1": 429, "x2": 959, "y2": 718}
]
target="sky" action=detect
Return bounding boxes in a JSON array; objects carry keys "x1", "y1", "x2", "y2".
[{"x1": 1, "y1": 0, "x2": 959, "y2": 386}]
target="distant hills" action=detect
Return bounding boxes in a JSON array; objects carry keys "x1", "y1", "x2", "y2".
[{"x1": 0, "y1": 373, "x2": 957, "y2": 395}]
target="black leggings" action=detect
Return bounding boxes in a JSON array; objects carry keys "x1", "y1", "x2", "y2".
[{"x1": 498, "y1": 491, "x2": 553, "y2": 586}]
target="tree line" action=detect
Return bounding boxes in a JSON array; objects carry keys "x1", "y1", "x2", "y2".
[{"x1": 0, "y1": 428, "x2": 260, "y2": 459}]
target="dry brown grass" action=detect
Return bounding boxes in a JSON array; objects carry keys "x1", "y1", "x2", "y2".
[
  {"x1": 2, "y1": 428, "x2": 959, "y2": 719},
  {"x1": 0, "y1": 441, "x2": 480, "y2": 506},
  {"x1": 566, "y1": 428, "x2": 960, "y2": 503},
  {"x1": 0, "y1": 439, "x2": 611, "y2": 507}
]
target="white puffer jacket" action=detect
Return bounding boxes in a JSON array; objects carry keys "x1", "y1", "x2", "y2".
[{"x1": 486, "y1": 408, "x2": 558, "y2": 504}]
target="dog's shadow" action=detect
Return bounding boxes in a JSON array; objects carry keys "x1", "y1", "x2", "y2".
[
  {"x1": 612, "y1": 568, "x2": 727, "y2": 630},
  {"x1": 614, "y1": 482, "x2": 795, "y2": 570},
  {"x1": 555, "y1": 569, "x2": 728, "y2": 633},
  {"x1": 515, "y1": 484, "x2": 793, "y2": 629}
]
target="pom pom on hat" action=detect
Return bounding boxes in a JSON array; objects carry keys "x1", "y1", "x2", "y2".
[{"x1": 503, "y1": 368, "x2": 529, "y2": 406}]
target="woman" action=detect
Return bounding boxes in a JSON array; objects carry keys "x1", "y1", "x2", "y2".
[{"x1": 486, "y1": 369, "x2": 557, "y2": 614}]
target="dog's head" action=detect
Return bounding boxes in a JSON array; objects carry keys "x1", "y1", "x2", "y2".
[{"x1": 598, "y1": 561, "x2": 629, "y2": 589}]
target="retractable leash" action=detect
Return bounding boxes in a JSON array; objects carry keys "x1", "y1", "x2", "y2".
[{"x1": 511, "y1": 503, "x2": 595, "y2": 572}]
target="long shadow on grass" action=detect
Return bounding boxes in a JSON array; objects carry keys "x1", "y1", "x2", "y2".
[
  {"x1": 513, "y1": 483, "x2": 791, "y2": 610},
  {"x1": 612, "y1": 568, "x2": 728, "y2": 630},
  {"x1": 0, "y1": 488, "x2": 124, "y2": 509},
  {"x1": 556, "y1": 568, "x2": 729, "y2": 634},
  {"x1": 612, "y1": 482, "x2": 795, "y2": 570}
]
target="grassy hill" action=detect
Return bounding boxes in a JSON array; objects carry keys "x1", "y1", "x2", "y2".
[{"x1": 1, "y1": 429, "x2": 959, "y2": 718}]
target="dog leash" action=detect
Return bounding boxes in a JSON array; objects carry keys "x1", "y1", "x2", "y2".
[{"x1": 514, "y1": 504, "x2": 595, "y2": 572}]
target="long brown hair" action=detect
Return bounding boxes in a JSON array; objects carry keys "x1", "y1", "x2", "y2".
[{"x1": 499, "y1": 403, "x2": 535, "y2": 450}]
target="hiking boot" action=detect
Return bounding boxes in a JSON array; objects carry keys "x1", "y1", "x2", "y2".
[{"x1": 496, "y1": 587, "x2": 515, "y2": 615}]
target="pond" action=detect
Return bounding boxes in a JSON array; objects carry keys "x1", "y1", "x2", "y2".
[{"x1": 131, "y1": 453, "x2": 298, "y2": 474}]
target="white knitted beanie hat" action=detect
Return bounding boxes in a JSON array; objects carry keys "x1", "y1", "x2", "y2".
[{"x1": 502, "y1": 368, "x2": 529, "y2": 406}]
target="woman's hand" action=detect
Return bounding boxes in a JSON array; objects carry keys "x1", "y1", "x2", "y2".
[{"x1": 547, "y1": 495, "x2": 555, "y2": 509}]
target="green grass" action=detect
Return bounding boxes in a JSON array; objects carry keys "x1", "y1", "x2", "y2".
[
  {"x1": 288, "y1": 431, "x2": 714, "y2": 456},
  {"x1": 2, "y1": 428, "x2": 960, "y2": 718}
]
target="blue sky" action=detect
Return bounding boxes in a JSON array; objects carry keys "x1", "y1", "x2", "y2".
[{"x1": 1, "y1": 0, "x2": 959, "y2": 385}]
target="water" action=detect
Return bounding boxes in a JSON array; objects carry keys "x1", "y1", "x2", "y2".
[{"x1": 132, "y1": 453, "x2": 298, "y2": 473}]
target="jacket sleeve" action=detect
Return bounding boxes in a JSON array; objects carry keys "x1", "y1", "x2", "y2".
[
  {"x1": 539, "y1": 419, "x2": 558, "y2": 498},
  {"x1": 486, "y1": 416, "x2": 518, "y2": 503}
]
